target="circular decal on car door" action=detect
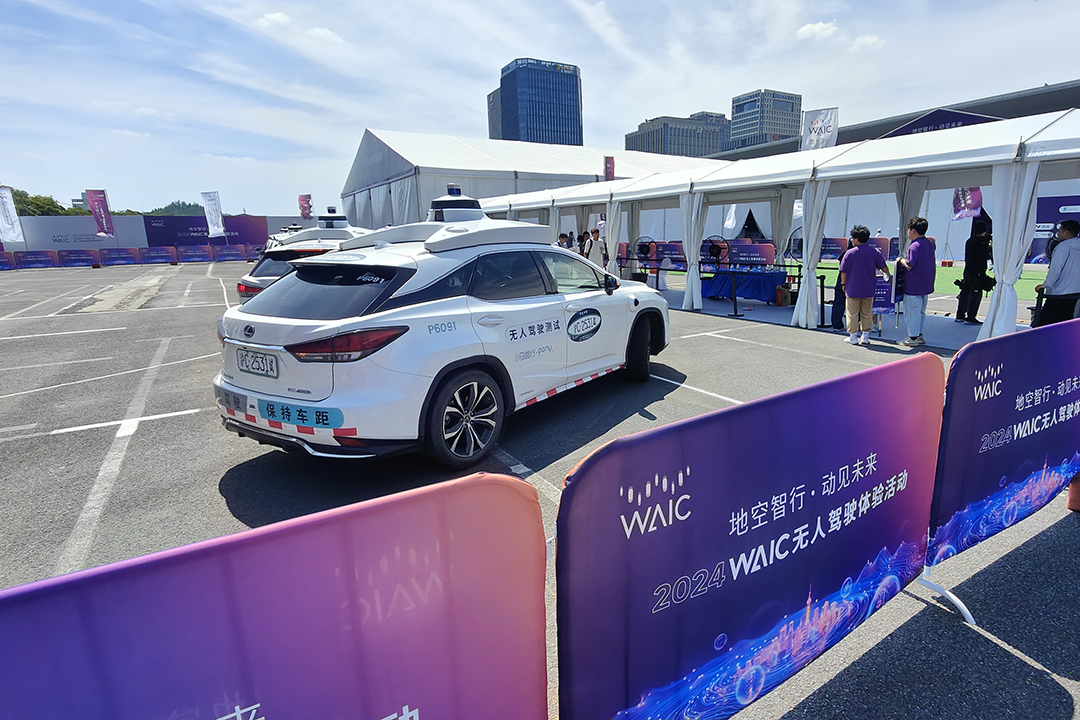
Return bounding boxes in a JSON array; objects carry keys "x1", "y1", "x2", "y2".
[{"x1": 567, "y1": 308, "x2": 602, "y2": 342}]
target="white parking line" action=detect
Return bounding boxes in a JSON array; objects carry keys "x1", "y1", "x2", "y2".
[
  {"x1": 3, "y1": 304, "x2": 224, "y2": 321},
  {"x1": 54, "y1": 338, "x2": 172, "y2": 576},
  {"x1": 0, "y1": 357, "x2": 114, "y2": 371},
  {"x1": 0, "y1": 327, "x2": 126, "y2": 340},
  {"x1": 219, "y1": 278, "x2": 231, "y2": 309},
  {"x1": 0, "y1": 289, "x2": 26, "y2": 298},
  {"x1": 0, "y1": 423, "x2": 37, "y2": 434},
  {"x1": 180, "y1": 281, "x2": 193, "y2": 307},
  {"x1": 0, "y1": 286, "x2": 91, "y2": 320},
  {"x1": 700, "y1": 331, "x2": 877, "y2": 368},
  {"x1": 650, "y1": 374, "x2": 744, "y2": 404},
  {"x1": 47, "y1": 286, "x2": 114, "y2": 316},
  {"x1": 51, "y1": 408, "x2": 203, "y2": 435},
  {"x1": 0, "y1": 352, "x2": 219, "y2": 401},
  {"x1": 492, "y1": 447, "x2": 563, "y2": 502}
]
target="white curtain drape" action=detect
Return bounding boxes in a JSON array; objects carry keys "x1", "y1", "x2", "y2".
[
  {"x1": 680, "y1": 191, "x2": 706, "y2": 310},
  {"x1": 894, "y1": 176, "x2": 929, "y2": 255},
  {"x1": 574, "y1": 207, "x2": 589, "y2": 238},
  {"x1": 979, "y1": 161, "x2": 1042, "y2": 338},
  {"x1": 791, "y1": 179, "x2": 831, "y2": 328},
  {"x1": 771, "y1": 188, "x2": 798, "y2": 262},
  {"x1": 605, "y1": 200, "x2": 622, "y2": 274}
]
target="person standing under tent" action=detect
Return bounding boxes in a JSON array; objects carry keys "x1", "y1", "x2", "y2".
[
  {"x1": 558, "y1": 232, "x2": 570, "y2": 249},
  {"x1": 832, "y1": 238, "x2": 854, "y2": 331},
  {"x1": 899, "y1": 217, "x2": 936, "y2": 347},
  {"x1": 839, "y1": 225, "x2": 891, "y2": 345},
  {"x1": 954, "y1": 222, "x2": 992, "y2": 325},
  {"x1": 1034, "y1": 220, "x2": 1080, "y2": 327}
]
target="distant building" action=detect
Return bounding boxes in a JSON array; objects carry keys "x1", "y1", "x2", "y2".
[
  {"x1": 486, "y1": 89, "x2": 502, "y2": 141},
  {"x1": 730, "y1": 89, "x2": 802, "y2": 149},
  {"x1": 624, "y1": 112, "x2": 731, "y2": 157},
  {"x1": 487, "y1": 58, "x2": 583, "y2": 146}
]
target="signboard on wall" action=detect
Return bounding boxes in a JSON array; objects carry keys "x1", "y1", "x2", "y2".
[
  {"x1": 557, "y1": 354, "x2": 944, "y2": 720},
  {"x1": 143, "y1": 215, "x2": 268, "y2": 247}
]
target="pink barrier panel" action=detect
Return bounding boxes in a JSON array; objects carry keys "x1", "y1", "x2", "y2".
[
  {"x1": 178, "y1": 244, "x2": 214, "y2": 262},
  {"x1": 100, "y1": 247, "x2": 141, "y2": 266},
  {"x1": 213, "y1": 244, "x2": 247, "y2": 262},
  {"x1": 13, "y1": 250, "x2": 59, "y2": 269},
  {"x1": 139, "y1": 246, "x2": 178, "y2": 264},
  {"x1": 0, "y1": 474, "x2": 548, "y2": 720},
  {"x1": 0, "y1": 252, "x2": 14, "y2": 270},
  {"x1": 57, "y1": 249, "x2": 101, "y2": 268}
]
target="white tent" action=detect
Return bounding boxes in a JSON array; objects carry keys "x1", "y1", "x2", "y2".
[
  {"x1": 340, "y1": 129, "x2": 725, "y2": 229},
  {"x1": 479, "y1": 109, "x2": 1080, "y2": 332}
]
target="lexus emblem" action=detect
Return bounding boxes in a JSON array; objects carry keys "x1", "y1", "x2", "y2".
[{"x1": 243, "y1": 324, "x2": 255, "y2": 338}]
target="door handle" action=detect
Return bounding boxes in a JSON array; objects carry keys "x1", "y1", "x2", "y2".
[
  {"x1": 477, "y1": 315, "x2": 504, "y2": 327},
  {"x1": 564, "y1": 304, "x2": 583, "y2": 311}
]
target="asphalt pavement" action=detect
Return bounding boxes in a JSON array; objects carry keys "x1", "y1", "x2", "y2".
[{"x1": 0, "y1": 262, "x2": 1075, "y2": 719}]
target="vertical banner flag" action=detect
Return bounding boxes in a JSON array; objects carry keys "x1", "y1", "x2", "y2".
[
  {"x1": 298, "y1": 193, "x2": 313, "y2": 220},
  {"x1": 201, "y1": 191, "x2": 226, "y2": 238},
  {"x1": 604, "y1": 156, "x2": 616, "y2": 182},
  {"x1": 928, "y1": 319, "x2": 1080, "y2": 566},
  {"x1": 557, "y1": 354, "x2": 944, "y2": 720},
  {"x1": 0, "y1": 474, "x2": 548, "y2": 719},
  {"x1": 801, "y1": 108, "x2": 839, "y2": 151},
  {"x1": 0, "y1": 187, "x2": 26, "y2": 249},
  {"x1": 951, "y1": 187, "x2": 983, "y2": 221},
  {"x1": 85, "y1": 189, "x2": 115, "y2": 238}
]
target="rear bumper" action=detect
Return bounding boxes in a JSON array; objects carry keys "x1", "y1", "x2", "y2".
[{"x1": 222, "y1": 417, "x2": 417, "y2": 459}]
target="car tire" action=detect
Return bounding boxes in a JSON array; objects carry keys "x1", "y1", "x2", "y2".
[
  {"x1": 424, "y1": 369, "x2": 504, "y2": 469},
  {"x1": 625, "y1": 317, "x2": 651, "y2": 381}
]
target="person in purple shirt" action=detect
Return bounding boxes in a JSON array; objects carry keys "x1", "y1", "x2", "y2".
[
  {"x1": 899, "y1": 217, "x2": 936, "y2": 346},
  {"x1": 839, "y1": 225, "x2": 891, "y2": 345}
]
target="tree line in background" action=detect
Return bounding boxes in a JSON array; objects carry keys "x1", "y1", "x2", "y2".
[{"x1": 3, "y1": 187, "x2": 205, "y2": 217}]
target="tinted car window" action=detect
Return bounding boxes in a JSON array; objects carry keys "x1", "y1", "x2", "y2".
[
  {"x1": 377, "y1": 259, "x2": 476, "y2": 312},
  {"x1": 470, "y1": 252, "x2": 547, "y2": 301},
  {"x1": 241, "y1": 265, "x2": 412, "y2": 320},
  {"x1": 249, "y1": 257, "x2": 294, "y2": 278},
  {"x1": 539, "y1": 252, "x2": 603, "y2": 293}
]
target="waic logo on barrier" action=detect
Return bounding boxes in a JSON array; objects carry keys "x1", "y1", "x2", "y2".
[
  {"x1": 619, "y1": 465, "x2": 692, "y2": 539},
  {"x1": 974, "y1": 363, "x2": 1003, "y2": 402}
]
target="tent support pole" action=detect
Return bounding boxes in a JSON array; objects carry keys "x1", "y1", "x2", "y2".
[{"x1": 917, "y1": 566, "x2": 976, "y2": 626}]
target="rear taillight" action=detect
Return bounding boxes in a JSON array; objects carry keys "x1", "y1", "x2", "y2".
[
  {"x1": 237, "y1": 282, "x2": 262, "y2": 297},
  {"x1": 286, "y1": 327, "x2": 408, "y2": 363}
]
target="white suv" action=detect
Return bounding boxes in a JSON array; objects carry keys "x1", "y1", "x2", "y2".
[{"x1": 214, "y1": 194, "x2": 669, "y2": 468}]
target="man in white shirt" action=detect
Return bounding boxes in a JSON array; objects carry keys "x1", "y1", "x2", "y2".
[{"x1": 1034, "y1": 219, "x2": 1080, "y2": 327}]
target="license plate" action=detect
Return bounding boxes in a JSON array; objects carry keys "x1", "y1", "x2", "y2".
[
  {"x1": 236, "y1": 348, "x2": 279, "y2": 378},
  {"x1": 216, "y1": 386, "x2": 248, "y2": 413}
]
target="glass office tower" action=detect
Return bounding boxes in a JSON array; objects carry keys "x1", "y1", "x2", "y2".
[
  {"x1": 488, "y1": 58, "x2": 583, "y2": 146},
  {"x1": 730, "y1": 89, "x2": 802, "y2": 149}
]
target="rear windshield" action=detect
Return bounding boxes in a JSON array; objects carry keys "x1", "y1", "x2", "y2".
[
  {"x1": 249, "y1": 257, "x2": 294, "y2": 278},
  {"x1": 241, "y1": 264, "x2": 412, "y2": 320}
]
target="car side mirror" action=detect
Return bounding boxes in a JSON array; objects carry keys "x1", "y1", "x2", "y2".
[{"x1": 604, "y1": 274, "x2": 619, "y2": 295}]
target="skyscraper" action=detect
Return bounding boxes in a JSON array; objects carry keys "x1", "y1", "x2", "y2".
[
  {"x1": 487, "y1": 58, "x2": 583, "y2": 146},
  {"x1": 730, "y1": 89, "x2": 802, "y2": 149},
  {"x1": 624, "y1": 112, "x2": 730, "y2": 156}
]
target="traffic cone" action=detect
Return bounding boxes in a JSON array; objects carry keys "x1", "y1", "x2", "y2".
[{"x1": 1068, "y1": 478, "x2": 1080, "y2": 512}]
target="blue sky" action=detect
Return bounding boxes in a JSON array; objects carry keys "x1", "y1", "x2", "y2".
[{"x1": 2, "y1": 0, "x2": 1077, "y2": 215}]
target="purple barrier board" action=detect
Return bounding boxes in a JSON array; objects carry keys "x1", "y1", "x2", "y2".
[
  {"x1": 139, "y1": 246, "x2": 178, "y2": 264},
  {"x1": 13, "y1": 250, "x2": 59, "y2": 269},
  {"x1": 244, "y1": 243, "x2": 263, "y2": 260},
  {"x1": 557, "y1": 354, "x2": 944, "y2": 720},
  {"x1": 178, "y1": 244, "x2": 214, "y2": 263},
  {"x1": 0, "y1": 251, "x2": 15, "y2": 270},
  {"x1": 57, "y1": 249, "x2": 100, "y2": 267},
  {"x1": 820, "y1": 237, "x2": 850, "y2": 260},
  {"x1": 0, "y1": 474, "x2": 548, "y2": 720},
  {"x1": 100, "y1": 247, "x2": 141, "y2": 266},
  {"x1": 928, "y1": 319, "x2": 1080, "y2": 565},
  {"x1": 213, "y1": 244, "x2": 247, "y2": 262},
  {"x1": 144, "y1": 215, "x2": 269, "y2": 247}
]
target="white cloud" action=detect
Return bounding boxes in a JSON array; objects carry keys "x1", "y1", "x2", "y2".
[
  {"x1": 852, "y1": 34, "x2": 885, "y2": 50},
  {"x1": 797, "y1": 20, "x2": 838, "y2": 40}
]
